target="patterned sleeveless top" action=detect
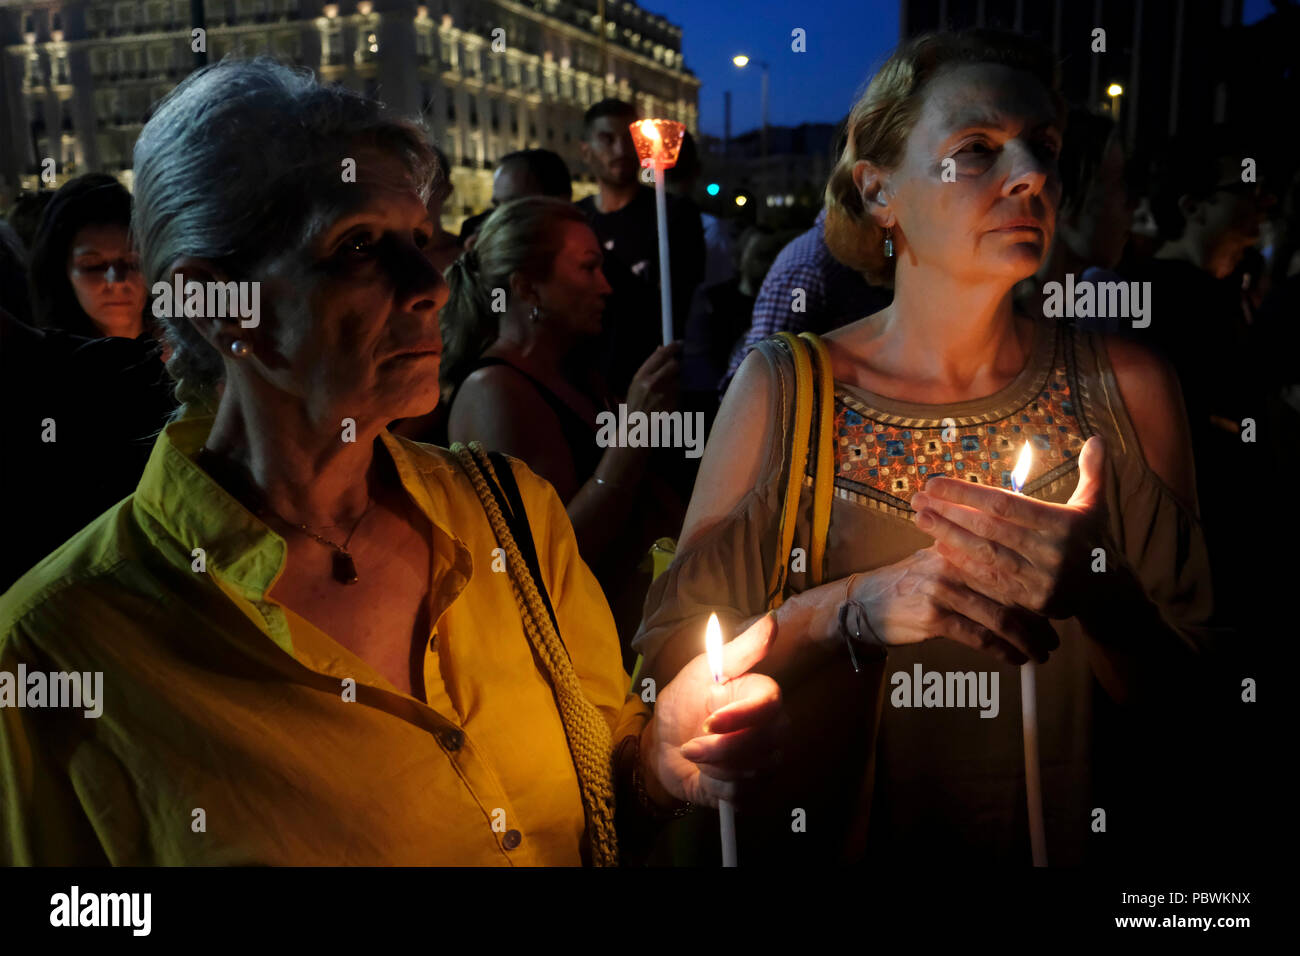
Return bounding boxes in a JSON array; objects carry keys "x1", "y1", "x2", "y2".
[
  {"x1": 636, "y1": 315, "x2": 1215, "y2": 866},
  {"x1": 822, "y1": 317, "x2": 1086, "y2": 514}
]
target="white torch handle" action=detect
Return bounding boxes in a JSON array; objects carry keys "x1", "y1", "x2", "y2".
[{"x1": 653, "y1": 159, "x2": 673, "y2": 346}]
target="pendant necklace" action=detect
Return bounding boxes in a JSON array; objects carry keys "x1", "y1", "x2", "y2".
[
  {"x1": 279, "y1": 501, "x2": 377, "y2": 585},
  {"x1": 195, "y1": 446, "x2": 376, "y2": 585}
]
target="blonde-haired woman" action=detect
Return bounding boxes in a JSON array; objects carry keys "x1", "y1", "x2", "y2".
[
  {"x1": 635, "y1": 30, "x2": 1218, "y2": 866},
  {"x1": 443, "y1": 197, "x2": 684, "y2": 658}
]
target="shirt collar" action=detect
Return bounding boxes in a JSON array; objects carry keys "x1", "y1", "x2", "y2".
[{"x1": 133, "y1": 415, "x2": 472, "y2": 601}]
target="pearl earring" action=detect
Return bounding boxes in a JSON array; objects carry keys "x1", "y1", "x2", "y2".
[{"x1": 230, "y1": 340, "x2": 251, "y2": 358}]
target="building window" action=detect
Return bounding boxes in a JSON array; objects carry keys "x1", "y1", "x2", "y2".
[
  {"x1": 447, "y1": 96, "x2": 456, "y2": 122},
  {"x1": 322, "y1": 26, "x2": 343, "y2": 65},
  {"x1": 439, "y1": 34, "x2": 455, "y2": 71},
  {"x1": 468, "y1": 99, "x2": 478, "y2": 127},
  {"x1": 274, "y1": 31, "x2": 301, "y2": 62},
  {"x1": 147, "y1": 44, "x2": 170, "y2": 74},
  {"x1": 416, "y1": 29, "x2": 433, "y2": 62},
  {"x1": 115, "y1": 3, "x2": 138, "y2": 33}
]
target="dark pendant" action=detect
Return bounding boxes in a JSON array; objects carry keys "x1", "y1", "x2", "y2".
[{"x1": 332, "y1": 550, "x2": 359, "y2": 585}]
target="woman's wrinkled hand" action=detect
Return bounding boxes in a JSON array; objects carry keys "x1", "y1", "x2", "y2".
[
  {"x1": 852, "y1": 545, "x2": 1059, "y2": 665},
  {"x1": 645, "y1": 613, "x2": 790, "y2": 810},
  {"x1": 910, "y1": 435, "x2": 1110, "y2": 621}
]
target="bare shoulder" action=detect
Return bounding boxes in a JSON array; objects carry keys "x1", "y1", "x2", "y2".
[
  {"x1": 450, "y1": 364, "x2": 542, "y2": 433},
  {"x1": 1101, "y1": 334, "x2": 1198, "y2": 513}
]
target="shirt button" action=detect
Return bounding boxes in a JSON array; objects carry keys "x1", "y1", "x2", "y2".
[
  {"x1": 502, "y1": 829, "x2": 522, "y2": 850},
  {"x1": 440, "y1": 729, "x2": 464, "y2": 752}
]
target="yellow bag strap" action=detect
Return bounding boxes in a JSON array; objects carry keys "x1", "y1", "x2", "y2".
[
  {"x1": 769, "y1": 331, "x2": 815, "y2": 609},
  {"x1": 800, "y1": 331, "x2": 835, "y2": 589}
]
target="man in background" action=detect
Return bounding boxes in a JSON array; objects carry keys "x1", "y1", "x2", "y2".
[
  {"x1": 459, "y1": 148, "x2": 573, "y2": 245},
  {"x1": 576, "y1": 99, "x2": 704, "y2": 396}
]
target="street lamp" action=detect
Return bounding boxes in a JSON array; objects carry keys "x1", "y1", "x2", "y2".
[
  {"x1": 732, "y1": 54, "x2": 769, "y2": 165},
  {"x1": 1107, "y1": 83, "x2": 1123, "y2": 121}
]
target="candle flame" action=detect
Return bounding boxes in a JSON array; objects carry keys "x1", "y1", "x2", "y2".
[
  {"x1": 639, "y1": 119, "x2": 662, "y2": 143},
  {"x1": 1010, "y1": 441, "x2": 1032, "y2": 494},
  {"x1": 705, "y1": 613, "x2": 724, "y2": 684}
]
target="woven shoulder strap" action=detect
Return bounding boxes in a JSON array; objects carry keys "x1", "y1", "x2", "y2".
[
  {"x1": 450, "y1": 442, "x2": 618, "y2": 866},
  {"x1": 799, "y1": 331, "x2": 835, "y2": 591}
]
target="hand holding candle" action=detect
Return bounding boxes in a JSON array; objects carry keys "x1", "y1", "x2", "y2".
[
  {"x1": 911, "y1": 437, "x2": 1110, "y2": 867},
  {"x1": 906, "y1": 435, "x2": 1109, "y2": 621},
  {"x1": 639, "y1": 612, "x2": 785, "y2": 859}
]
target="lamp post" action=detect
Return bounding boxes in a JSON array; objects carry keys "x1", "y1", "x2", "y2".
[{"x1": 731, "y1": 54, "x2": 769, "y2": 164}]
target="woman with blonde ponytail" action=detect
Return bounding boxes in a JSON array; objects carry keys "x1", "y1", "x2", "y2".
[{"x1": 445, "y1": 197, "x2": 685, "y2": 657}]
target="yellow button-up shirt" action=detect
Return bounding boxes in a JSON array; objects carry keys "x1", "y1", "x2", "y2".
[{"x1": 0, "y1": 415, "x2": 650, "y2": 865}]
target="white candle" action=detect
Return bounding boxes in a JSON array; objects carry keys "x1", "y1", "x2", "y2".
[
  {"x1": 1010, "y1": 441, "x2": 1048, "y2": 867},
  {"x1": 705, "y1": 613, "x2": 737, "y2": 867}
]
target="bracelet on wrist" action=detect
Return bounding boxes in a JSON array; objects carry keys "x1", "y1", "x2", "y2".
[
  {"x1": 839, "y1": 572, "x2": 887, "y2": 673},
  {"x1": 623, "y1": 732, "x2": 695, "y2": 820}
]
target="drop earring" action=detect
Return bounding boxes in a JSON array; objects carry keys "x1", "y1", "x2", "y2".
[
  {"x1": 530, "y1": 305, "x2": 541, "y2": 323},
  {"x1": 230, "y1": 340, "x2": 251, "y2": 358},
  {"x1": 883, "y1": 227, "x2": 895, "y2": 259}
]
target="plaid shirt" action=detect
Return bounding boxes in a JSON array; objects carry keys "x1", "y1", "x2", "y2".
[{"x1": 721, "y1": 207, "x2": 891, "y2": 393}]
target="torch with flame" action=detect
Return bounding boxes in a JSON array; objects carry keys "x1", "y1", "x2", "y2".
[
  {"x1": 1009, "y1": 441, "x2": 1048, "y2": 867},
  {"x1": 703, "y1": 613, "x2": 737, "y2": 867},
  {"x1": 627, "y1": 118, "x2": 686, "y2": 347}
]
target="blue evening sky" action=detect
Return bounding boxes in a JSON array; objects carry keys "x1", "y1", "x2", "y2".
[{"x1": 643, "y1": 0, "x2": 1277, "y2": 138}]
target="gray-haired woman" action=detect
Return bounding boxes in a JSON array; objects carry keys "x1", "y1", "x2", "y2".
[{"x1": 0, "y1": 57, "x2": 785, "y2": 866}]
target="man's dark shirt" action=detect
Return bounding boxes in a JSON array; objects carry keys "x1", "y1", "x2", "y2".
[
  {"x1": 577, "y1": 187, "x2": 706, "y2": 395},
  {"x1": 1121, "y1": 256, "x2": 1266, "y2": 625},
  {"x1": 0, "y1": 309, "x2": 176, "y2": 592}
]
